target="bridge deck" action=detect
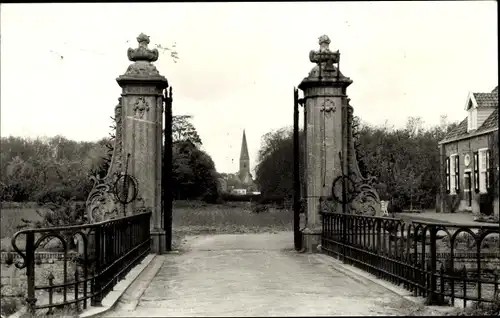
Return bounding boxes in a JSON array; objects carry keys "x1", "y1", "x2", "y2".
[{"x1": 102, "y1": 232, "x2": 426, "y2": 317}]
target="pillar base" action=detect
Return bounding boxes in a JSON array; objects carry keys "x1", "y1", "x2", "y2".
[
  {"x1": 301, "y1": 227, "x2": 322, "y2": 253},
  {"x1": 150, "y1": 229, "x2": 166, "y2": 254}
]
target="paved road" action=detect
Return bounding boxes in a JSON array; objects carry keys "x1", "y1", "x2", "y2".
[{"x1": 103, "y1": 232, "x2": 422, "y2": 317}]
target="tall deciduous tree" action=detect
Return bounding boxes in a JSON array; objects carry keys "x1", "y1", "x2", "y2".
[
  {"x1": 170, "y1": 140, "x2": 219, "y2": 201},
  {"x1": 171, "y1": 115, "x2": 202, "y2": 145},
  {"x1": 255, "y1": 128, "x2": 305, "y2": 200}
]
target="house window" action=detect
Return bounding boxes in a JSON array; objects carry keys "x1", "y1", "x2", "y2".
[
  {"x1": 473, "y1": 151, "x2": 480, "y2": 192},
  {"x1": 446, "y1": 157, "x2": 450, "y2": 193},
  {"x1": 468, "y1": 109, "x2": 478, "y2": 131},
  {"x1": 478, "y1": 148, "x2": 489, "y2": 193},
  {"x1": 449, "y1": 154, "x2": 457, "y2": 194}
]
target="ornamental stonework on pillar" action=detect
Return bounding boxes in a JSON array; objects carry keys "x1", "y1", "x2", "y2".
[
  {"x1": 298, "y1": 35, "x2": 381, "y2": 253},
  {"x1": 86, "y1": 33, "x2": 168, "y2": 254}
]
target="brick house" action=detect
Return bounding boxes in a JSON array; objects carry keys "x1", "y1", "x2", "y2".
[{"x1": 438, "y1": 86, "x2": 499, "y2": 217}]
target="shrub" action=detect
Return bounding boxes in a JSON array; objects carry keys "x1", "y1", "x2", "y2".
[
  {"x1": 0, "y1": 298, "x2": 18, "y2": 317},
  {"x1": 258, "y1": 195, "x2": 287, "y2": 206},
  {"x1": 479, "y1": 192, "x2": 494, "y2": 216},
  {"x1": 252, "y1": 204, "x2": 268, "y2": 214},
  {"x1": 18, "y1": 200, "x2": 86, "y2": 230},
  {"x1": 17, "y1": 200, "x2": 86, "y2": 250},
  {"x1": 33, "y1": 185, "x2": 75, "y2": 205},
  {"x1": 4, "y1": 253, "x2": 14, "y2": 265},
  {"x1": 444, "y1": 192, "x2": 462, "y2": 213},
  {"x1": 201, "y1": 189, "x2": 222, "y2": 204}
]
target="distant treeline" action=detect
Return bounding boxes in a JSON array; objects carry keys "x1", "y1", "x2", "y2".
[{"x1": 254, "y1": 115, "x2": 461, "y2": 211}]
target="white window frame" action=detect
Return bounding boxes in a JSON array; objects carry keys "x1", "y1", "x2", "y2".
[
  {"x1": 478, "y1": 148, "x2": 488, "y2": 193},
  {"x1": 468, "y1": 108, "x2": 478, "y2": 131},
  {"x1": 446, "y1": 157, "x2": 450, "y2": 192},
  {"x1": 449, "y1": 153, "x2": 457, "y2": 195}
]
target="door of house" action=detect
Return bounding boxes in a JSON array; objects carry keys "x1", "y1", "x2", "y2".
[{"x1": 464, "y1": 171, "x2": 472, "y2": 207}]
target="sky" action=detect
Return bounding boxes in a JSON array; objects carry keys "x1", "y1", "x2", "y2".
[{"x1": 1, "y1": 2, "x2": 498, "y2": 174}]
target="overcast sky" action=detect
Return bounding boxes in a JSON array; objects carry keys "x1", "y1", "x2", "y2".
[{"x1": 1, "y1": 2, "x2": 497, "y2": 174}]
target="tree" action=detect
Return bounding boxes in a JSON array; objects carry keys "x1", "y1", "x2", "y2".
[
  {"x1": 405, "y1": 116, "x2": 425, "y2": 138},
  {"x1": 171, "y1": 115, "x2": 202, "y2": 145},
  {"x1": 255, "y1": 128, "x2": 305, "y2": 200},
  {"x1": 0, "y1": 136, "x2": 104, "y2": 202},
  {"x1": 1, "y1": 156, "x2": 37, "y2": 201},
  {"x1": 170, "y1": 140, "x2": 219, "y2": 201},
  {"x1": 255, "y1": 115, "x2": 460, "y2": 211}
]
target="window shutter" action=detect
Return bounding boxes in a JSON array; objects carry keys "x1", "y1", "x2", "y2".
[
  {"x1": 446, "y1": 157, "x2": 450, "y2": 193},
  {"x1": 473, "y1": 151, "x2": 479, "y2": 193},
  {"x1": 455, "y1": 155, "x2": 460, "y2": 192},
  {"x1": 486, "y1": 149, "x2": 490, "y2": 190}
]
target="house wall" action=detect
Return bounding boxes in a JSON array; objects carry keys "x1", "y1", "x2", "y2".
[
  {"x1": 477, "y1": 108, "x2": 495, "y2": 129},
  {"x1": 442, "y1": 133, "x2": 495, "y2": 214}
]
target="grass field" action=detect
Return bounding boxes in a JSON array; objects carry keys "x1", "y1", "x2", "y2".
[
  {"x1": 171, "y1": 200, "x2": 293, "y2": 249},
  {"x1": 0, "y1": 208, "x2": 47, "y2": 239},
  {"x1": 0, "y1": 200, "x2": 294, "y2": 251}
]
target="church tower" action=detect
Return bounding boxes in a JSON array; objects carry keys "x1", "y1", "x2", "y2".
[{"x1": 239, "y1": 129, "x2": 252, "y2": 185}]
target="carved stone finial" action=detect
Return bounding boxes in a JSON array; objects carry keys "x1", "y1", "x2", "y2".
[
  {"x1": 318, "y1": 35, "x2": 331, "y2": 52},
  {"x1": 137, "y1": 33, "x2": 150, "y2": 48},
  {"x1": 309, "y1": 34, "x2": 339, "y2": 66},
  {"x1": 127, "y1": 33, "x2": 159, "y2": 63}
]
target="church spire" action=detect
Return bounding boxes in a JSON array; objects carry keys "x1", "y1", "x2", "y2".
[
  {"x1": 240, "y1": 129, "x2": 249, "y2": 161},
  {"x1": 238, "y1": 129, "x2": 253, "y2": 187}
]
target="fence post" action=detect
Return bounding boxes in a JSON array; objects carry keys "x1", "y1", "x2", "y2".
[
  {"x1": 91, "y1": 227, "x2": 102, "y2": 306},
  {"x1": 342, "y1": 214, "x2": 347, "y2": 263},
  {"x1": 427, "y1": 225, "x2": 438, "y2": 305},
  {"x1": 25, "y1": 232, "x2": 36, "y2": 315}
]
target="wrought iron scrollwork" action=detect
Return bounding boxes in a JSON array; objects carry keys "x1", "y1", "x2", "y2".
[
  {"x1": 113, "y1": 174, "x2": 139, "y2": 205},
  {"x1": 11, "y1": 232, "x2": 28, "y2": 269},
  {"x1": 9, "y1": 212, "x2": 152, "y2": 316},
  {"x1": 331, "y1": 175, "x2": 357, "y2": 204}
]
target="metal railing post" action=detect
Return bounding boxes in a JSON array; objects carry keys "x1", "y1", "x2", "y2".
[
  {"x1": 25, "y1": 232, "x2": 36, "y2": 315},
  {"x1": 427, "y1": 225, "x2": 438, "y2": 305},
  {"x1": 92, "y1": 227, "x2": 102, "y2": 306}
]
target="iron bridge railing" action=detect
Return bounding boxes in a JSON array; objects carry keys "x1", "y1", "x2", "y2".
[
  {"x1": 320, "y1": 212, "x2": 500, "y2": 307},
  {"x1": 11, "y1": 212, "x2": 151, "y2": 316}
]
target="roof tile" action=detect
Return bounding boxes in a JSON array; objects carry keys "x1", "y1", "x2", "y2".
[
  {"x1": 473, "y1": 92, "x2": 498, "y2": 108},
  {"x1": 441, "y1": 118, "x2": 468, "y2": 143},
  {"x1": 477, "y1": 108, "x2": 498, "y2": 133},
  {"x1": 440, "y1": 109, "x2": 498, "y2": 143}
]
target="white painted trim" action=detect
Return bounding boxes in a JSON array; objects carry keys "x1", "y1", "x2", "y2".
[
  {"x1": 464, "y1": 92, "x2": 478, "y2": 111},
  {"x1": 478, "y1": 148, "x2": 489, "y2": 194},
  {"x1": 463, "y1": 168, "x2": 472, "y2": 172},
  {"x1": 449, "y1": 153, "x2": 458, "y2": 195}
]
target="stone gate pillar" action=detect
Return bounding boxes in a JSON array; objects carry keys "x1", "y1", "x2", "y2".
[
  {"x1": 298, "y1": 35, "x2": 353, "y2": 253},
  {"x1": 116, "y1": 33, "x2": 168, "y2": 254}
]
